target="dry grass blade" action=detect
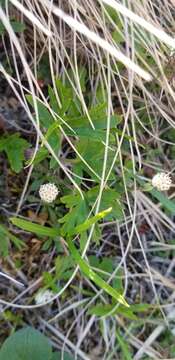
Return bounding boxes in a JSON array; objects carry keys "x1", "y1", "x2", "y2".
[
  {"x1": 9, "y1": 0, "x2": 51, "y2": 36},
  {"x1": 101, "y1": 0, "x2": 175, "y2": 48},
  {"x1": 38, "y1": 0, "x2": 152, "y2": 80}
]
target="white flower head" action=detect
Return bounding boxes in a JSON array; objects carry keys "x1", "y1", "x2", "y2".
[
  {"x1": 152, "y1": 172, "x2": 172, "y2": 191},
  {"x1": 35, "y1": 290, "x2": 54, "y2": 304},
  {"x1": 39, "y1": 183, "x2": 59, "y2": 203}
]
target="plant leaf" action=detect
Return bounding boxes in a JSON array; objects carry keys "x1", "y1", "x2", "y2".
[
  {"x1": 150, "y1": 188, "x2": 175, "y2": 214},
  {"x1": 88, "y1": 303, "x2": 137, "y2": 320},
  {"x1": 0, "y1": 133, "x2": 29, "y2": 173},
  {"x1": 60, "y1": 187, "x2": 123, "y2": 238},
  {"x1": 0, "y1": 21, "x2": 5, "y2": 35},
  {"x1": 26, "y1": 96, "x2": 61, "y2": 168},
  {"x1": 70, "y1": 207, "x2": 112, "y2": 235},
  {"x1": 51, "y1": 352, "x2": 74, "y2": 360},
  {"x1": 11, "y1": 20, "x2": 26, "y2": 33},
  {"x1": 0, "y1": 327, "x2": 52, "y2": 360},
  {"x1": 55, "y1": 255, "x2": 74, "y2": 280},
  {"x1": 116, "y1": 331, "x2": 132, "y2": 360},
  {"x1": 0, "y1": 224, "x2": 25, "y2": 257},
  {"x1": 0, "y1": 225, "x2": 9, "y2": 257},
  {"x1": 59, "y1": 194, "x2": 88, "y2": 236},
  {"x1": 10, "y1": 218, "x2": 59, "y2": 238},
  {"x1": 67, "y1": 239, "x2": 129, "y2": 307}
]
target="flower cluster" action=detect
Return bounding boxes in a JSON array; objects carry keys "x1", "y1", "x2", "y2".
[
  {"x1": 39, "y1": 183, "x2": 59, "y2": 203},
  {"x1": 35, "y1": 290, "x2": 54, "y2": 304},
  {"x1": 152, "y1": 173, "x2": 172, "y2": 191}
]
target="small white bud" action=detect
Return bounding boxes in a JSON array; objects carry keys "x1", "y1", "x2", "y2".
[
  {"x1": 39, "y1": 183, "x2": 59, "y2": 203},
  {"x1": 152, "y1": 173, "x2": 172, "y2": 191},
  {"x1": 35, "y1": 290, "x2": 54, "y2": 304}
]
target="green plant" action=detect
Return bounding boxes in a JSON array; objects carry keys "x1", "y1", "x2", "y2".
[
  {"x1": 0, "y1": 224, "x2": 25, "y2": 257},
  {"x1": 0, "y1": 20, "x2": 25, "y2": 35},
  {"x1": 1, "y1": 1, "x2": 175, "y2": 358},
  {"x1": 0, "y1": 0, "x2": 25, "y2": 35},
  {"x1": 0, "y1": 133, "x2": 30, "y2": 173},
  {"x1": 8, "y1": 73, "x2": 131, "y2": 310},
  {"x1": 0, "y1": 327, "x2": 73, "y2": 360},
  {"x1": 10, "y1": 206, "x2": 129, "y2": 308}
]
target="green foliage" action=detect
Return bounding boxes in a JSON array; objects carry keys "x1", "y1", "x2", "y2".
[
  {"x1": 10, "y1": 217, "x2": 59, "y2": 238},
  {"x1": 37, "y1": 54, "x2": 51, "y2": 82},
  {"x1": 60, "y1": 186, "x2": 123, "y2": 237},
  {"x1": 41, "y1": 256, "x2": 75, "y2": 291},
  {"x1": 10, "y1": 210, "x2": 129, "y2": 306},
  {"x1": 89, "y1": 256, "x2": 113, "y2": 273},
  {"x1": 150, "y1": 188, "x2": 175, "y2": 215},
  {"x1": 3, "y1": 311, "x2": 23, "y2": 327},
  {"x1": 26, "y1": 78, "x2": 121, "y2": 181},
  {"x1": 88, "y1": 302, "x2": 150, "y2": 320},
  {"x1": 55, "y1": 255, "x2": 74, "y2": 280},
  {"x1": 42, "y1": 272, "x2": 59, "y2": 293},
  {"x1": 0, "y1": 22, "x2": 5, "y2": 35},
  {"x1": 72, "y1": 207, "x2": 112, "y2": 235},
  {"x1": 159, "y1": 330, "x2": 175, "y2": 358},
  {"x1": 89, "y1": 256, "x2": 124, "y2": 291},
  {"x1": 10, "y1": 71, "x2": 126, "y2": 309},
  {"x1": 0, "y1": 20, "x2": 25, "y2": 35},
  {"x1": 1, "y1": 4, "x2": 175, "y2": 358},
  {"x1": 59, "y1": 193, "x2": 88, "y2": 236},
  {"x1": 0, "y1": 327, "x2": 73, "y2": 360},
  {"x1": 0, "y1": 225, "x2": 9, "y2": 257},
  {"x1": 87, "y1": 186, "x2": 123, "y2": 219},
  {"x1": 0, "y1": 0, "x2": 25, "y2": 32},
  {"x1": 0, "y1": 133, "x2": 29, "y2": 173},
  {"x1": 10, "y1": 21, "x2": 26, "y2": 33},
  {"x1": 67, "y1": 238, "x2": 129, "y2": 307},
  {"x1": 0, "y1": 327, "x2": 52, "y2": 360},
  {"x1": 60, "y1": 205, "x2": 112, "y2": 237},
  {"x1": 51, "y1": 354, "x2": 73, "y2": 360},
  {"x1": 0, "y1": 224, "x2": 25, "y2": 257},
  {"x1": 26, "y1": 95, "x2": 61, "y2": 169},
  {"x1": 116, "y1": 331, "x2": 133, "y2": 360},
  {"x1": 11, "y1": 207, "x2": 111, "y2": 239}
]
